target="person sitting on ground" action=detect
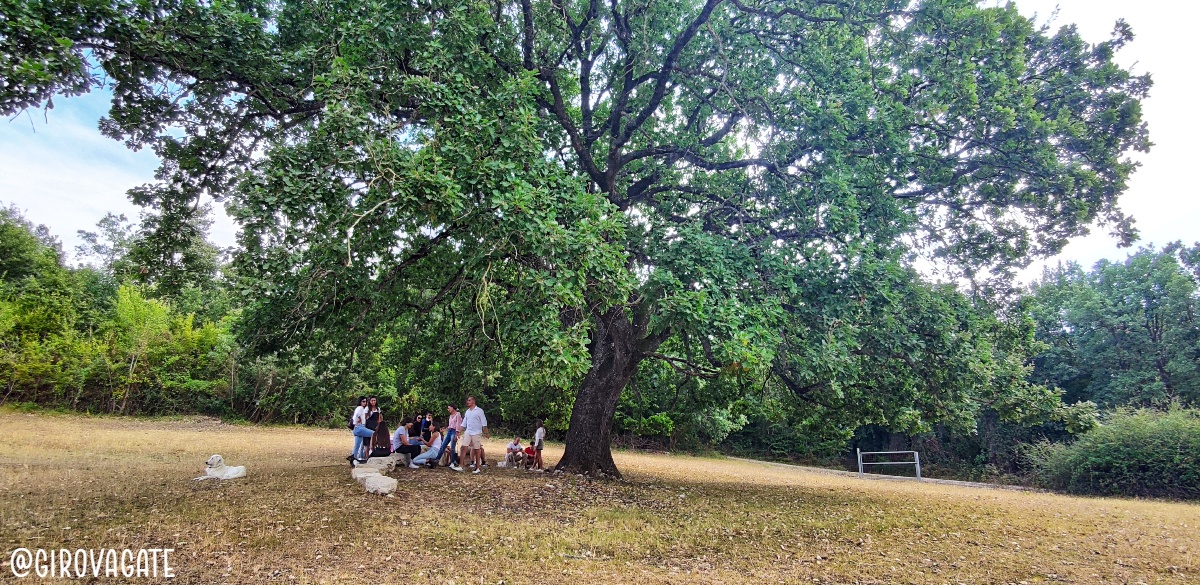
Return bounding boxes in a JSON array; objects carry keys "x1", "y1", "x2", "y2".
[
  {"x1": 409, "y1": 423, "x2": 445, "y2": 468},
  {"x1": 392, "y1": 421, "x2": 423, "y2": 460},
  {"x1": 505, "y1": 437, "x2": 525, "y2": 468},
  {"x1": 522, "y1": 443, "x2": 536, "y2": 470}
]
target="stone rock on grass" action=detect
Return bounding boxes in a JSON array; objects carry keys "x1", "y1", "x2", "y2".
[
  {"x1": 351, "y1": 467, "x2": 382, "y2": 483},
  {"x1": 364, "y1": 475, "x2": 398, "y2": 496},
  {"x1": 363, "y1": 457, "x2": 396, "y2": 472}
]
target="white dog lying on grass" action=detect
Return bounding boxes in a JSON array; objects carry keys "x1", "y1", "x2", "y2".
[{"x1": 194, "y1": 454, "x2": 247, "y2": 481}]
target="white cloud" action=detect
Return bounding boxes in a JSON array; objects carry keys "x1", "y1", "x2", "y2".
[{"x1": 0, "y1": 91, "x2": 238, "y2": 261}]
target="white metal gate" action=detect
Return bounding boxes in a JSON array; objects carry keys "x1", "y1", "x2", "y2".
[{"x1": 856, "y1": 448, "x2": 922, "y2": 481}]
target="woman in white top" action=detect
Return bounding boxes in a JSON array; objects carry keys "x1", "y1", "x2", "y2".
[
  {"x1": 532, "y1": 419, "x2": 546, "y2": 471},
  {"x1": 409, "y1": 423, "x2": 444, "y2": 467},
  {"x1": 365, "y1": 397, "x2": 382, "y2": 431},
  {"x1": 349, "y1": 396, "x2": 374, "y2": 462}
]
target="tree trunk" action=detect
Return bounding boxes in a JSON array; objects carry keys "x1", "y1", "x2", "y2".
[{"x1": 556, "y1": 305, "x2": 656, "y2": 478}]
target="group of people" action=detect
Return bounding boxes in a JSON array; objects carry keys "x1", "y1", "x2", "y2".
[
  {"x1": 503, "y1": 428, "x2": 546, "y2": 470},
  {"x1": 348, "y1": 395, "x2": 546, "y2": 474}
]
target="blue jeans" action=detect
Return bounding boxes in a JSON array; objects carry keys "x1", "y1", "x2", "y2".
[
  {"x1": 412, "y1": 448, "x2": 441, "y2": 465},
  {"x1": 443, "y1": 429, "x2": 458, "y2": 465},
  {"x1": 351, "y1": 424, "x2": 374, "y2": 459}
]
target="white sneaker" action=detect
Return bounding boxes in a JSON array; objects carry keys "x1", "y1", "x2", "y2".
[
  {"x1": 408, "y1": 463, "x2": 419, "y2": 469},
  {"x1": 472, "y1": 468, "x2": 481, "y2": 474},
  {"x1": 450, "y1": 464, "x2": 463, "y2": 472}
]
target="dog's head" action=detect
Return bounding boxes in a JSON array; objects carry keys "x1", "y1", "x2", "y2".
[{"x1": 206, "y1": 454, "x2": 225, "y2": 468}]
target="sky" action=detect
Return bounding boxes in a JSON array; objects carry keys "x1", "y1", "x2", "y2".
[{"x1": 0, "y1": 1, "x2": 1196, "y2": 281}]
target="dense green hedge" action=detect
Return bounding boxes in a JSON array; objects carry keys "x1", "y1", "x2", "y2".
[{"x1": 1028, "y1": 408, "x2": 1200, "y2": 499}]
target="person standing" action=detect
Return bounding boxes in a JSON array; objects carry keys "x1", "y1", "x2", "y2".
[
  {"x1": 349, "y1": 396, "x2": 373, "y2": 462},
  {"x1": 458, "y1": 396, "x2": 489, "y2": 474},
  {"x1": 445, "y1": 404, "x2": 463, "y2": 469},
  {"x1": 361, "y1": 396, "x2": 383, "y2": 462},
  {"x1": 532, "y1": 419, "x2": 546, "y2": 471}
]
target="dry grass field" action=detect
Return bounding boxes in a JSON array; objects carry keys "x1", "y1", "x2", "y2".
[{"x1": 1, "y1": 410, "x2": 1197, "y2": 584}]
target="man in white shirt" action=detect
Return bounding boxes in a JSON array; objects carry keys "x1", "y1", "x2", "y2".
[
  {"x1": 458, "y1": 395, "x2": 490, "y2": 474},
  {"x1": 505, "y1": 437, "x2": 525, "y2": 467}
]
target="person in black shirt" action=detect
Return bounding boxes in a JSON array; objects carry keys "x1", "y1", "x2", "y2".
[
  {"x1": 365, "y1": 397, "x2": 382, "y2": 432},
  {"x1": 420, "y1": 412, "x2": 433, "y2": 442},
  {"x1": 368, "y1": 419, "x2": 392, "y2": 458}
]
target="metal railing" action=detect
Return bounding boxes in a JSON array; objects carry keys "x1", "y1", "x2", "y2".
[{"x1": 856, "y1": 448, "x2": 921, "y2": 481}]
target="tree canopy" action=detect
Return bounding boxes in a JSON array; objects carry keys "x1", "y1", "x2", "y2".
[
  {"x1": 1029, "y1": 244, "x2": 1200, "y2": 408},
  {"x1": 1, "y1": 0, "x2": 1149, "y2": 475}
]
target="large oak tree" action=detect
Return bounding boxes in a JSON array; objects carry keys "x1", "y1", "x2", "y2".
[{"x1": 2, "y1": 0, "x2": 1148, "y2": 475}]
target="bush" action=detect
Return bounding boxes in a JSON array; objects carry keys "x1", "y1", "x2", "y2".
[{"x1": 1026, "y1": 408, "x2": 1200, "y2": 499}]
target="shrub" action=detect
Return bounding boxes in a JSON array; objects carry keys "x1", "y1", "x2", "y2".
[{"x1": 1026, "y1": 408, "x2": 1200, "y2": 499}]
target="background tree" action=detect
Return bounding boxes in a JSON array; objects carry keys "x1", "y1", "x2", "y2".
[
  {"x1": 75, "y1": 212, "x2": 137, "y2": 276},
  {"x1": 1029, "y1": 245, "x2": 1200, "y2": 408},
  {"x1": 1, "y1": 0, "x2": 1149, "y2": 476}
]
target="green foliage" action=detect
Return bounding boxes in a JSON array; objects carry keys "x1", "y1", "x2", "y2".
[
  {"x1": 1027, "y1": 408, "x2": 1200, "y2": 499},
  {"x1": 75, "y1": 212, "x2": 138, "y2": 280},
  {"x1": 632, "y1": 412, "x2": 675, "y2": 438},
  {"x1": 1, "y1": 204, "x2": 64, "y2": 286},
  {"x1": 0, "y1": 205, "x2": 354, "y2": 424},
  {"x1": 1029, "y1": 245, "x2": 1200, "y2": 408}
]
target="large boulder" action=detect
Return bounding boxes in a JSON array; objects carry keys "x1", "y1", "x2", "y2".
[
  {"x1": 364, "y1": 475, "x2": 398, "y2": 496},
  {"x1": 351, "y1": 467, "x2": 382, "y2": 484},
  {"x1": 389, "y1": 452, "x2": 410, "y2": 466}
]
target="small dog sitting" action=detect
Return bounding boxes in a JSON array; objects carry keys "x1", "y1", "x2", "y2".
[{"x1": 194, "y1": 454, "x2": 247, "y2": 481}]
